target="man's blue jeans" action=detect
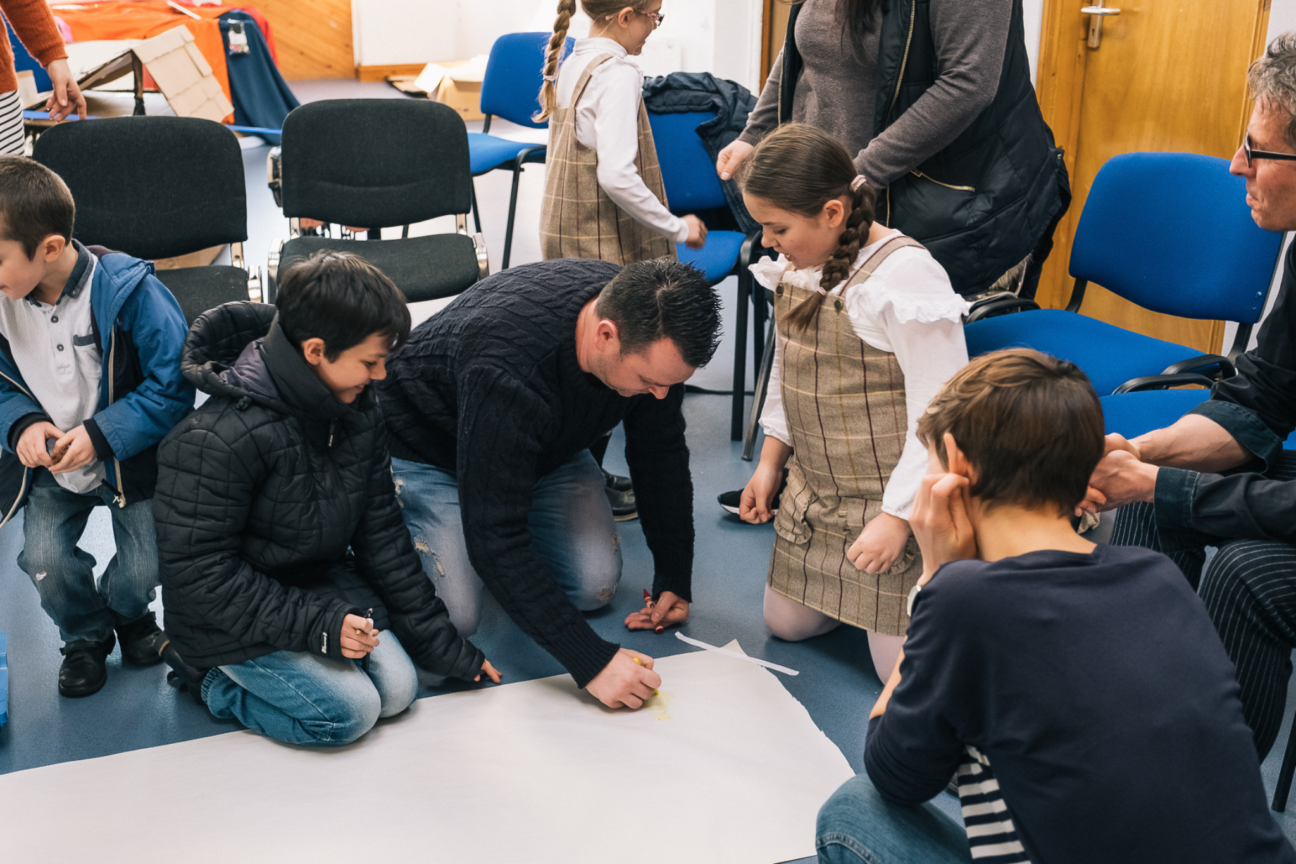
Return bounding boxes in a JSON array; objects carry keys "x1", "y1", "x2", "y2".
[
  {"x1": 390, "y1": 451, "x2": 623, "y2": 637},
  {"x1": 17, "y1": 469, "x2": 159, "y2": 645},
  {"x1": 817, "y1": 774, "x2": 971, "y2": 864},
  {"x1": 202, "y1": 631, "x2": 419, "y2": 747}
]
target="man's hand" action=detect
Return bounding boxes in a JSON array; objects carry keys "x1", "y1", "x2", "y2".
[
  {"x1": 739, "y1": 463, "x2": 782, "y2": 523},
  {"x1": 682, "y1": 215, "x2": 708, "y2": 250},
  {"x1": 1083, "y1": 450, "x2": 1159, "y2": 513},
  {"x1": 48, "y1": 425, "x2": 96, "y2": 475},
  {"x1": 16, "y1": 421, "x2": 62, "y2": 469},
  {"x1": 44, "y1": 59, "x2": 87, "y2": 122},
  {"x1": 586, "y1": 648, "x2": 660, "y2": 709},
  {"x1": 474, "y1": 659, "x2": 502, "y2": 684},
  {"x1": 847, "y1": 512, "x2": 911, "y2": 574},
  {"x1": 909, "y1": 471, "x2": 977, "y2": 586},
  {"x1": 339, "y1": 613, "x2": 379, "y2": 659},
  {"x1": 716, "y1": 139, "x2": 754, "y2": 181},
  {"x1": 624, "y1": 590, "x2": 689, "y2": 632}
]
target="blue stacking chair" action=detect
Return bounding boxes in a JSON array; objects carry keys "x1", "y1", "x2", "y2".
[
  {"x1": 964, "y1": 153, "x2": 1285, "y2": 395},
  {"x1": 647, "y1": 110, "x2": 764, "y2": 441},
  {"x1": 470, "y1": 32, "x2": 573, "y2": 269}
]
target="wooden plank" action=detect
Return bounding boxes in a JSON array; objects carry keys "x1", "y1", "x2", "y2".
[
  {"x1": 356, "y1": 63, "x2": 427, "y2": 82},
  {"x1": 252, "y1": 0, "x2": 354, "y2": 80}
]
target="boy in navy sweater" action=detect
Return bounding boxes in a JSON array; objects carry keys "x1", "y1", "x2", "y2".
[
  {"x1": 816, "y1": 349, "x2": 1295, "y2": 864},
  {"x1": 0, "y1": 156, "x2": 192, "y2": 698}
]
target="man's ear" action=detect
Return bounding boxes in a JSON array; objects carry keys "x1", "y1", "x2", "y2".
[
  {"x1": 593, "y1": 318, "x2": 621, "y2": 354},
  {"x1": 943, "y1": 432, "x2": 977, "y2": 484},
  {"x1": 40, "y1": 234, "x2": 66, "y2": 263},
  {"x1": 300, "y1": 336, "x2": 327, "y2": 367}
]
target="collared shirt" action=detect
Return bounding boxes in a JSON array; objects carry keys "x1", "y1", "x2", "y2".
[{"x1": 0, "y1": 242, "x2": 105, "y2": 494}]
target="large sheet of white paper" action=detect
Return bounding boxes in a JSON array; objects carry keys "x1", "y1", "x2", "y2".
[{"x1": 0, "y1": 642, "x2": 854, "y2": 863}]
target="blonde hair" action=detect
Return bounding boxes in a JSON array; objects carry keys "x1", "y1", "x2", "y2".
[
  {"x1": 738, "y1": 124, "x2": 877, "y2": 332},
  {"x1": 536, "y1": 0, "x2": 657, "y2": 122}
]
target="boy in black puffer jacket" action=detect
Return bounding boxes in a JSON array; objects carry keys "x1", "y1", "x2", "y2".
[{"x1": 153, "y1": 251, "x2": 499, "y2": 746}]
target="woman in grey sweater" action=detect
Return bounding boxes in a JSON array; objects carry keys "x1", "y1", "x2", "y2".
[{"x1": 719, "y1": 0, "x2": 1068, "y2": 299}]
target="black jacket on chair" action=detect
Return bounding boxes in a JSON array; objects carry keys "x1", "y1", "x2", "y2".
[{"x1": 153, "y1": 301, "x2": 483, "y2": 678}]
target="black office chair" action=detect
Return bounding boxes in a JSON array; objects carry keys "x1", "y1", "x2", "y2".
[
  {"x1": 266, "y1": 99, "x2": 487, "y2": 303},
  {"x1": 32, "y1": 116, "x2": 261, "y2": 326}
]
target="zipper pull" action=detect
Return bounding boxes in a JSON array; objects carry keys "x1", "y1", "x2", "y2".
[
  {"x1": 112, "y1": 491, "x2": 126, "y2": 508},
  {"x1": 328, "y1": 419, "x2": 335, "y2": 448}
]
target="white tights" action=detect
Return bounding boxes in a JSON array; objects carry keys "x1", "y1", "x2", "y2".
[{"x1": 763, "y1": 585, "x2": 906, "y2": 683}]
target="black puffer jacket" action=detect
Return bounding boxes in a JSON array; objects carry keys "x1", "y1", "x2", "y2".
[{"x1": 153, "y1": 301, "x2": 483, "y2": 678}]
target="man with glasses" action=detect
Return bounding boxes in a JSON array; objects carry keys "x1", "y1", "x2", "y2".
[{"x1": 1084, "y1": 32, "x2": 1296, "y2": 761}]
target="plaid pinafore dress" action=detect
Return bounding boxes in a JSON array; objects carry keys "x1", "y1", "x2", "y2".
[
  {"x1": 766, "y1": 236, "x2": 926, "y2": 636},
  {"x1": 540, "y1": 54, "x2": 677, "y2": 264}
]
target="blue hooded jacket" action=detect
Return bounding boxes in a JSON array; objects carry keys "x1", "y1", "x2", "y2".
[{"x1": 0, "y1": 247, "x2": 194, "y2": 526}]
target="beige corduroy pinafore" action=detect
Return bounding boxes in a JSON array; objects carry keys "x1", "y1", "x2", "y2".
[
  {"x1": 767, "y1": 236, "x2": 926, "y2": 637},
  {"x1": 539, "y1": 54, "x2": 677, "y2": 264}
]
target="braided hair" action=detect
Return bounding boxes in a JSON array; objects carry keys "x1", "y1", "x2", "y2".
[
  {"x1": 738, "y1": 123, "x2": 877, "y2": 332},
  {"x1": 536, "y1": 0, "x2": 657, "y2": 122}
]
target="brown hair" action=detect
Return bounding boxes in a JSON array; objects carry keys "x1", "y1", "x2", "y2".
[
  {"x1": 916, "y1": 349, "x2": 1105, "y2": 514},
  {"x1": 0, "y1": 155, "x2": 74, "y2": 259},
  {"x1": 536, "y1": 0, "x2": 656, "y2": 122},
  {"x1": 738, "y1": 123, "x2": 876, "y2": 332}
]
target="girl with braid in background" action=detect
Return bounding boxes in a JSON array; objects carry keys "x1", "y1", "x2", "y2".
[
  {"x1": 737, "y1": 125, "x2": 969, "y2": 682},
  {"x1": 536, "y1": 1, "x2": 707, "y2": 522}
]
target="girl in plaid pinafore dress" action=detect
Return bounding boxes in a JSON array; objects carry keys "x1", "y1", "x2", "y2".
[
  {"x1": 535, "y1": 0, "x2": 706, "y2": 265},
  {"x1": 737, "y1": 125, "x2": 969, "y2": 681}
]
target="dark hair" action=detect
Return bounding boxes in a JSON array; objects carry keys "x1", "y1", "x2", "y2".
[
  {"x1": 595, "y1": 258, "x2": 722, "y2": 368},
  {"x1": 739, "y1": 123, "x2": 876, "y2": 332},
  {"x1": 916, "y1": 349, "x2": 1105, "y2": 514},
  {"x1": 0, "y1": 155, "x2": 75, "y2": 259},
  {"x1": 275, "y1": 251, "x2": 411, "y2": 361}
]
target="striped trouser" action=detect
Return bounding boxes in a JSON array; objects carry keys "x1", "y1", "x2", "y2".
[
  {"x1": 1111, "y1": 452, "x2": 1296, "y2": 760},
  {"x1": 0, "y1": 91, "x2": 25, "y2": 155}
]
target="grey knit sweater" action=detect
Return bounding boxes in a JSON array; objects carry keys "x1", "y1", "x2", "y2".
[{"x1": 738, "y1": 0, "x2": 1012, "y2": 188}]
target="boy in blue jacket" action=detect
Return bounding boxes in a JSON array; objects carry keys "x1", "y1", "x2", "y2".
[{"x1": 0, "y1": 156, "x2": 193, "y2": 697}]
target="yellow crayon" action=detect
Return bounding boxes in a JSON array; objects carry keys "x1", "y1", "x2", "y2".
[{"x1": 632, "y1": 656, "x2": 660, "y2": 697}]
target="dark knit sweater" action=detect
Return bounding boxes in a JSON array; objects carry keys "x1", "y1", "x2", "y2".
[{"x1": 377, "y1": 259, "x2": 695, "y2": 687}]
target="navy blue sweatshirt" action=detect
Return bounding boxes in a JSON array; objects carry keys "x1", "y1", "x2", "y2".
[
  {"x1": 375, "y1": 259, "x2": 694, "y2": 688},
  {"x1": 865, "y1": 545, "x2": 1294, "y2": 864}
]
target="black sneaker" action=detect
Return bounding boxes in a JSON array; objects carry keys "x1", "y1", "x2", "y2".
[
  {"x1": 607, "y1": 485, "x2": 638, "y2": 522},
  {"x1": 718, "y1": 469, "x2": 788, "y2": 517},
  {"x1": 58, "y1": 635, "x2": 115, "y2": 698},
  {"x1": 116, "y1": 611, "x2": 167, "y2": 667},
  {"x1": 160, "y1": 640, "x2": 210, "y2": 704}
]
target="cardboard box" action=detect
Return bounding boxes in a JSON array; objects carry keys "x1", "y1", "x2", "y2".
[
  {"x1": 394, "y1": 56, "x2": 487, "y2": 121},
  {"x1": 27, "y1": 25, "x2": 233, "y2": 124}
]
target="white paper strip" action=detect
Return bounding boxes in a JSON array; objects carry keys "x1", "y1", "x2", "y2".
[
  {"x1": 676, "y1": 631, "x2": 801, "y2": 676},
  {"x1": 0, "y1": 642, "x2": 846, "y2": 864}
]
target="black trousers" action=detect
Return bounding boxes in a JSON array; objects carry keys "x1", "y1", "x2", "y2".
[{"x1": 1111, "y1": 452, "x2": 1296, "y2": 760}]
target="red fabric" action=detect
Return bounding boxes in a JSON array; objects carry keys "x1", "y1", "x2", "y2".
[{"x1": 0, "y1": 0, "x2": 68, "y2": 92}]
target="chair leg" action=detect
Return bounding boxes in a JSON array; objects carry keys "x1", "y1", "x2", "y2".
[
  {"x1": 743, "y1": 315, "x2": 776, "y2": 461},
  {"x1": 503, "y1": 163, "x2": 523, "y2": 271},
  {"x1": 471, "y1": 181, "x2": 483, "y2": 234},
  {"x1": 752, "y1": 287, "x2": 768, "y2": 376},
  {"x1": 1273, "y1": 713, "x2": 1296, "y2": 811},
  {"x1": 732, "y1": 269, "x2": 750, "y2": 441}
]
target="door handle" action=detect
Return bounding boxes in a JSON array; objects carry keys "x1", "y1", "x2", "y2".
[{"x1": 1081, "y1": 0, "x2": 1121, "y2": 48}]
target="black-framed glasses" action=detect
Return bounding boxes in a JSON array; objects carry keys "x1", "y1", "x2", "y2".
[{"x1": 1243, "y1": 135, "x2": 1296, "y2": 167}]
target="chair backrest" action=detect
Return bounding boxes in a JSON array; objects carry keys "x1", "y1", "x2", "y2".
[
  {"x1": 279, "y1": 99, "x2": 471, "y2": 228},
  {"x1": 1070, "y1": 152, "x2": 1284, "y2": 323},
  {"x1": 480, "y1": 31, "x2": 574, "y2": 129},
  {"x1": 32, "y1": 116, "x2": 246, "y2": 260},
  {"x1": 647, "y1": 111, "x2": 729, "y2": 212}
]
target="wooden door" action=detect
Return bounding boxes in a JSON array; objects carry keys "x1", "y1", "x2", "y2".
[
  {"x1": 252, "y1": 0, "x2": 353, "y2": 80},
  {"x1": 1035, "y1": 0, "x2": 1271, "y2": 353},
  {"x1": 761, "y1": 0, "x2": 793, "y2": 86}
]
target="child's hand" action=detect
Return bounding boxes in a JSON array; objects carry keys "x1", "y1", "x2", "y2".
[
  {"x1": 339, "y1": 613, "x2": 379, "y2": 659},
  {"x1": 909, "y1": 470, "x2": 977, "y2": 585},
  {"x1": 739, "y1": 464, "x2": 781, "y2": 523},
  {"x1": 624, "y1": 590, "x2": 689, "y2": 632},
  {"x1": 48, "y1": 425, "x2": 97, "y2": 475},
  {"x1": 847, "y1": 512, "x2": 911, "y2": 573},
  {"x1": 683, "y1": 215, "x2": 708, "y2": 249},
  {"x1": 586, "y1": 648, "x2": 660, "y2": 709},
  {"x1": 16, "y1": 421, "x2": 63, "y2": 469},
  {"x1": 716, "y1": 139, "x2": 754, "y2": 181},
  {"x1": 474, "y1": 659, "x2": 502, "y2": 684}
]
